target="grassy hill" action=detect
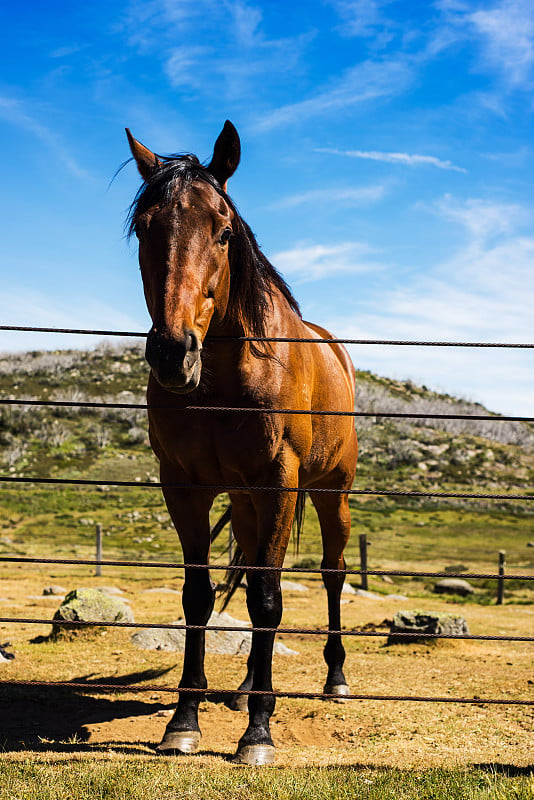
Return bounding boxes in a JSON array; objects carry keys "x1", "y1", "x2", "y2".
[{"x1": 0, "y1": 341, "x2": 532, "y2": 601}]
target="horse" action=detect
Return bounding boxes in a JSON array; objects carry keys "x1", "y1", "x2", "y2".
[{"x1": 126, "y1": 120, "x2": 358, "y2": 765}]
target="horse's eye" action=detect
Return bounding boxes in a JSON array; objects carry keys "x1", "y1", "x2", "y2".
[{"x1": 219, "y1": 227, "x2": 233, "y2": 246}]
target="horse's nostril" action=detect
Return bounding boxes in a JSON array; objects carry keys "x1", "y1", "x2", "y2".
[
  {"x1": 184, "y1": 351, "x2": 197, "y2": 369},
  {"x1": 186, "y1": 329, "x2": 201, "y2": 355}
]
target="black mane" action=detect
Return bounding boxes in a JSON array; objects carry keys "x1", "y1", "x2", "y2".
[{"x1": 127, "y1": 155, "x2": 301, "y2": 348}]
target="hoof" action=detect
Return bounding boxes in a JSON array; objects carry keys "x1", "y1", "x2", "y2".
[
  {"x1": 156, "y1": 729, "x2": 201, "y2": 755},
  {"x1": 228, "y1": 693, "x2": 248, "y2": 712},
  {"x1": 232, "y1": 744, "x2": 276, "y2": 766},
  {"x1": 323, "y1": 683, "x2": 351, "y2": 703}
]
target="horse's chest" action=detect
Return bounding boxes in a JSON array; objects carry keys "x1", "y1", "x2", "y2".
[{"x1": 149, "y1": 407, "x2": 283, "y2": 480}]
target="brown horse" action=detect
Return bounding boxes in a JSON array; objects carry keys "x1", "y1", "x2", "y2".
[{"x1": 126, "y1": 121, "x2": 358, "y2": 765}]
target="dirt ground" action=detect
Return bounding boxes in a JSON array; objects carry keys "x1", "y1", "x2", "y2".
[{"x1": 0, "y1": 569, "x2": 532, "y2": 769}]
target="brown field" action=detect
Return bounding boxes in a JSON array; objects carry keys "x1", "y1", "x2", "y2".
[{"x1": 1, "y1": 565, "x2": 532, "y2": 770}]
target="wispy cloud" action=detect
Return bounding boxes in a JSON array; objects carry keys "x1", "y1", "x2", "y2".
[
  {"x1": 272, "y1": 241, "x2": 384, "y2": 282},
  {"x1": 0, "y1": 96, "x2": 90, "y2": 180},
  {"x1": 327, "y1": 0, "x2": 396, "y2": 45},
  {"x1": 470, "y1": 1, "x2": 534, "y2": 86},
  {"x1": 126, "y1": 0, "x2": 312, "y2": 97},
  {"x1": 325, "y1": 194, "x2": 534, "y2": 413},
  {"x1": 165, "y1": 45, "x2": 211, "y2": 89},
  {"x1": 274, "y1": 184, "x2": 387, "y2": 209},
  {"x1": 0, "y1": 286, "x2": 148, "y2": 353},
  {"x1": 438, "y1": 0, "x2": 534, "y2": 88},
  {"x1": 255, "y1": 57, "x2": 413, "y2": 130},
  {"x1": 318, "y1": 147, "x2": 467, "y2": 172},
  {"x1": 434, "y1": 194, "x2": 529, "y2": 240}
]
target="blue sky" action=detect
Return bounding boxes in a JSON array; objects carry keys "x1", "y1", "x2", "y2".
[{"x1": 1, "y1": 0, "x2": 533, "y2": 414}]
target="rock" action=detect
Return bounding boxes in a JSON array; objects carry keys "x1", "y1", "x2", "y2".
[
  {"x1": 354, "y1": 589, "x2": 383, "y2": 600},
  {"x1": 131, "y1": 610, "x2": 298, "y2": 656},
  {"x1": 527, "y1": 542, "x2": 534, "y2": 548},
  {"x1": 280, "y1": 580, "x2": 308, "y2": 592},
  {"x1": 341, "y1": 582, "x2": 357, "y2": 594},
  {"x1": 43, "y1": 585, "x2": 67, "y2": 596},
  {"x1": 52, "y1": 588, "x2": 134, "y2": 638},
  {"x1": 381, "y1": 575, "x2": 394, "y2": 584},
  {"x1": 141, "y1": 587, "x2": 181, "y2": 594},
  {"x1": 0, "y1": 642, "x2": 15, "y2": 661},
  {"x1": 434, "y1": 578, "x2": 475, "y2": 597},
  {"x1": 385, "y1": 594, "x2": 409, "y2": 601},
  {"x1": 387, "y1": 610, "x2": 469, "y2": 645},
  {"x1": 93, "y1": 586, "x2": 124, "y2": 596}
]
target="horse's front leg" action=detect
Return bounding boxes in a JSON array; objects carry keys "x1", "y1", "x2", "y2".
[
  {"x1": 232, "y1": 482, "x2": 298, "y2": 766},
  {"x1": 156, "y1": 484, "x2": 215, "y2": 755}
]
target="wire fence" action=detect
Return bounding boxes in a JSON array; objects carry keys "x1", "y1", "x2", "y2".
[
  {"x1": 1, "y1": 322, "x2": 533, "y2": 711},
  {"x1": 2, "y1": 396, "x2": 534, "y2": 424},
  {"x1": 2, "y1": 323, "x2": 534, "y2": 348},
  {"x1": 1, "y1": 554, "x2": 533, "y2": 580}
]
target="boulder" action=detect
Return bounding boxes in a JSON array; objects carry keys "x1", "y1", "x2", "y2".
[
  {"x1": 51, "y1": 588, "x2": 134, "y2": 638},
  {"x1": 434, "y1": 578, "x2": 475, "y2": 597},
  {"x1": 387, "y1": 610, "x2": 469, "y2": 645},
  {"x1": 0, "y1": 642, "x2": 15, "y2": 662},
  {"x1": 131, "y1": 610, "x2": 298, "y2": 656},
  {"x1": 354, "y1": 589, "x2": 383, "y2": 600},
  {"x1": 43, "y1": 585, "x2": 67, "y2": 596},
  {"x1": 94, "y1": 586, "x2": 124, "y2": 596},
  {"x1": 280, "y1": 580, "x2": 308, "y2": 592}
]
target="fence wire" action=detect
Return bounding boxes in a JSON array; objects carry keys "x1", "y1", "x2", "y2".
[
  {"x1": 1, "y1": 555, "x2": 533, "y2": 581},
  {"x1": 1, "y1": 320, "x2": 533, "y2": 714},
  {"x1": 2, "y1": 396, "x2": 533, "y2": 424},
  {"x1": 1, "y1": 474, "x2": 532, "y2": 502},
  {"x1": 1, "y1": 323, "x2": 534, "y2": 348},
  {"x1": 1, "y1": 678, "x2": 531, "y2": 705},
  {"x1": 1, "y1": 616, "x2": 533, "y2": 642}
]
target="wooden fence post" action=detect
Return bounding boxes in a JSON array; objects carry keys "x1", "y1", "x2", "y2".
[
  {"x1": 497, "y1": 550, "x2": 506, "y2": 605},
  {"x1": 359, "y1": 533, "x2": 368, "y2": 590},
  {"x1": 95, "y1": 523, "x2": 103, "y2": 577}
]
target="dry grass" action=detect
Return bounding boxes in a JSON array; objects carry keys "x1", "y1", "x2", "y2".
[{"x1": 0, "y1": 568, "x2": 532, "y2": 772}]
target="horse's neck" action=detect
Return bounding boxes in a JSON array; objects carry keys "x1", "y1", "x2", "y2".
[{"x1": 200, "y1": 285, "x2": 302, "y2": 399}]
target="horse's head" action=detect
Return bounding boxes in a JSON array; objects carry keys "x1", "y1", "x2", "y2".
[{"x1": 127, "y1": 121, "x2": 241, "y2": 393}]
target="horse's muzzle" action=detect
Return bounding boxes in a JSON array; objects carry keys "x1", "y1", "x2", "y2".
[{"x1": 145, "y1": 327, "x2": 202, "y2": 393}]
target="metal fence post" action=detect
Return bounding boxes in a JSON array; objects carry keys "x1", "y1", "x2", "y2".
[
  {"x1": 497, "y1": 550, "x2": 506, "y2": 605},
  {"x1": 95, "y1": 523, "x2": 103, "y2": 577}
]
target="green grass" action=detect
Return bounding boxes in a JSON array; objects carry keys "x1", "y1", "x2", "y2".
[
  {"x1": 1, "y1": 343, "x2": 533, "y2": 604},
  {"x1": 2, "y1": 760, "x2": 533, "y2": 800}
]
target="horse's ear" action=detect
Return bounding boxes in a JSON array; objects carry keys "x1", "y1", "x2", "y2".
[
  {"x1": 207, "y1": 120, "x2": 241, "y2": 190},
  {"x1": 126, "y1": 128, "x2": 161, "y2": 181}
]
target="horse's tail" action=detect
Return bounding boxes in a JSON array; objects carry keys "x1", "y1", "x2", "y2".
[
  {"x1": 220, "y1": 543, "x2": 247, "y2": 611},
  {"x1": 219, "y1": 490, "x2": 306, "y2": 611},
  {"x1": 293, "y1": 490, "x2": 306, "y2": 555},
  {"x1": 210, "y1": 503, "x2": 232, "y2": 544}
]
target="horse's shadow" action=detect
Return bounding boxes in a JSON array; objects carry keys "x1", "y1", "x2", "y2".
[{"x1": 0, "y1": 668, "x2": 176, "y2": 754}]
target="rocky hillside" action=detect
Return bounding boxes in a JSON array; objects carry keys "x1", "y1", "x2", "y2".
[
  {"x1": 0, "y1": 341, "x2": 533, "y2": 500},
  {"x1": 1, "y1": 341, "x2": 533, "y2": 579}
]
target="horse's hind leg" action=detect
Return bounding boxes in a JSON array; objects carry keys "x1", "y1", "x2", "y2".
[
  {"x1": 309, "y1": 490, "x2": 352, "y2": 700},
  {"x1": 156, "y1": 484, "x2": 215, "y2": 755}
]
